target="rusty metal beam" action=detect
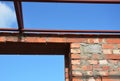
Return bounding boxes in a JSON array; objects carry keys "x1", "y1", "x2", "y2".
[
  {"x1": 4, "y1": 0, "x2": 120, "y2": 3},
  {"x1": 0, "y1": 28, "x2": 18, "y2": 32},
  {"x1": 0, "y1": 28, "x2": 120, "y2": 33},
  {"x1": 23, "y1": 29, "x2": 120, "y2": 33},
  {"x1": 14, "y1": 0, "x2": 24, "y2": 34}
]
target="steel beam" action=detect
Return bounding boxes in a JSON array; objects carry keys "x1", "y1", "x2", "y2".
[
  {"x1": 14, "y1": 0, "x2": 24, "y2": 34},
  {"x1": 0, "y1": 28, "x2": 120, "y2": 33},
  {"x1": 3, "y1": 0, "x2": 120, "y2": 3},
  {"x1": 0, "y1": 42, "x2": 69, "y2": 54}
]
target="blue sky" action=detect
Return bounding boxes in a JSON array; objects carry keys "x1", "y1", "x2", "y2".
[
  {"x1": 0, "y1": 2, "x2": 120, "y2": 29},
  {"x1": 22, "y1": 2, "x2": 120, "y2": 30},
  {"x1": 0, "y1": 1, "x2": 120, "y2": 81},
  {"x1": 0, "y1": 55, "x2": 64, "y2": 81}
]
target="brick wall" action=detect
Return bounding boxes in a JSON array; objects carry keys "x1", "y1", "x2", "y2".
[
  {"x1": 0, "y1": 34, "x2": 120, "y2": 81},
  {"x1": 70, "y1": 37, "x2": 120, "y2": 81}
]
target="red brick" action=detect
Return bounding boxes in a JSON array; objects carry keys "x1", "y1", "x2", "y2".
[
  {"x1": 103, "y1": 49, "x2": 112, "y2": 54},
  {"x1": 105, "y1": 54, "x2": 120, "y2": 60},
  {"x1": 81, "y1": 65, "x2": 92, "y2": 71},
  {"x1": 102, "y1": 77, "x2": 117, "y2": 81},
  {"x1": 67, "y1": 38, "x2": 84, "y2": 43},
  {"x1": 71, "y1": 49, "x2": 80, "y2": 53},
  {"x1": 86, "y1": 71, "x2": 93, "y2": 76},
  {"x1": 117, "y1": 67, "x2": 120, "y2": 71},
  {"x1": 113, "y1": 49, "x2": 120, "y2": 54},
  {"x1": 93, "y1": 65, "x2": 102, "y2": 71},
  {"x1": 65, "y1": 68, "x2": 68, "y2": 72},
  {"x1": 71, "y1": 60, "x2": 80, "y2": 64},
  {"x1": 66, "y1": 72, "x2": 69, "y2": 78},
  {"x1": 109, "y1": 71, "x2": 120, "y2": 75},
  {"x1": 102, "y1": 66, "x2": 110, "y2": 70},
  {"x1": 87, "y1": 38, "x2": 103, "y2": 43},
  {"x1": 71, "y1": 54, "x2": 80, "y2": 59},
  {"x1": 87, "y1": 38, "x2": 98, "y2": 43},
  {"x1": 118, "y1": 44, "x2": 120, "y2": 48},
  {"x1": 80, "y1": 55, "x2": 89, "y2": 59},
  {"x1": 72, "y1": 71, "x2": 82, "y2": 76},
  {"x1": 72, "y1": 78, "x2": 82, "y2": 81},
  {"x1": 71, "y1": 43, "x2": 80, "y2": 48},
  {"x1": 47, "y1": 37, "x2": 66, "y2": 43},
  {"x1": 25, "y1": 37, "x2": 46, "y2": 43},
  {"x1": 87, "y1": 38, "x2": 94, "y2": 43},
  {"x1": 102, "y1": 44, "x2": 115, "y2": 49},
  {"x1": 106, "y1": 38, "x2": 120, "y2": 44},
  {"x1": 6, "y1": 36, "x2": 18, "y2": 42},
  {"x1": 88, "y1": 60, "x2": 98, "y2": 64},
  {"x1": 96, "y1": 77, "x2": 102, "y2": 81},
  {"x1": 87, "y1": 77, "x2": 95, "y2": 81},
  {"x1": 66, "y1": 78, "x2": 69, "y2": 81},
  {"x1": 99, "y1": 71, "x2": 108, "y2": 76},
  {"x1": 72, "y1": 65, "x2": 78, "y2": 70},
  {"x1": 0, "y1": 36, "x2": 5, "y2": 42},
  {"x1": 99, "y1": 60, "x2": 108, "y2": 64},
  {"x1": 39, "y1": 38, "x2": 46, "y2": 42}
]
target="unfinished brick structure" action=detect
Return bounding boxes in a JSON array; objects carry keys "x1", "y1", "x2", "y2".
[
  {"x1": 0, "y1": 33, "x2": 120, "y2": 81},
  {"x1": 1, "y1": 0, "x2": 120, "y2": 81}
]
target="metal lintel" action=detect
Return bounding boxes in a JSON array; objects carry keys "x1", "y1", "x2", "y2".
[
  {"x1": 0, "y1": 43, "x2": 69, "y2": 54},
  {"x1": 14, "y1": 0, "x2": 24, "y2": 34}
]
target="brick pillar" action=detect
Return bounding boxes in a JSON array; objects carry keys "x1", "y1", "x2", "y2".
[
  {"x1": 70, "y1": 43, "x2": 82, "y2": 81},
  {"x1": 65, "y1": 53, "x2": 69, "y2": 81},
  {"x1": 70, "y1": 38, "x2": 120, "y2": 81}
]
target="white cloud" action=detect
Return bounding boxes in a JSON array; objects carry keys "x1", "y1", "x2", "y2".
[{"x1": 0, "y1": 2, "x2": 16, "y2": 28}]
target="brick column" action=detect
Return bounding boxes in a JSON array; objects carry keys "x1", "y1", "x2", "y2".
[{"x1": 65, "y1": 53, "x2": 69, "y2": 81}]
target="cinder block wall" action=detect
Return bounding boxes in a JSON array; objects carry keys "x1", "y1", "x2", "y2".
[{"x1": 70, "y1": 37, "x2": 120, "y2": 81}]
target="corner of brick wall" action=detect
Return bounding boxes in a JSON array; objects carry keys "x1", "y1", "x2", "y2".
[{"x1": 70, "y1": 38, "x2": 120, "y2": 81}]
